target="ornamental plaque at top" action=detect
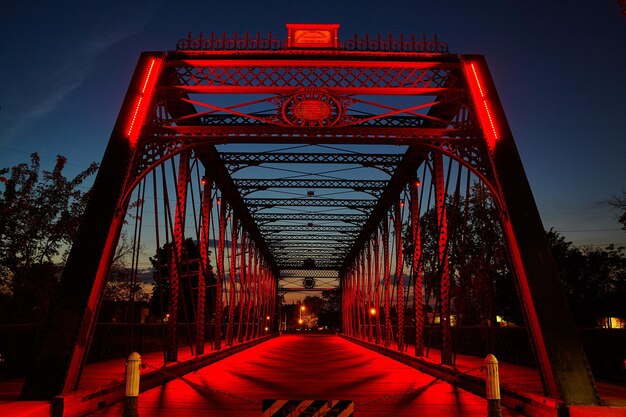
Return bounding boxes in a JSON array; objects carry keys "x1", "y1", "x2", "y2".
[{"x1": 286, "y1": 23, "x2": 340, "y2": 49}]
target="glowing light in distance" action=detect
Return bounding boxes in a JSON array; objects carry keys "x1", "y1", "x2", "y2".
[{"x1": 370, "y1": 308, "x2": 377, "y2": 316}]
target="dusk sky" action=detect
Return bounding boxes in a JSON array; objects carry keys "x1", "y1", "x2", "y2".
[{"x1": 1, "y1": 0, "x2": 625, "y2": 248}]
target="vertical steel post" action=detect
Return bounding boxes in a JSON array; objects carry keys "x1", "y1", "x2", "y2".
[
  {"x1": 167, "y1": 151, "x2": 190, "y2": 362},
  {"x1": 360, "y1": 251, "x2": 367, "y2": 340},
  {"x1": 394, "y1": 200, "x2": 405, "y2": 352},
  {"x1": 348, "y1": 268, "x2": 355, "y2": 336},
  {"x1": 410, "y1": 179, "x2": 424, "y2": 356},
  {"x1": 366, "y1": 243, "x2": 374, "y2": 342},
  {"x1": 344, "y1": 271, "x2": 349, "y2": 336},
  {"x1": 434, "y1": 153, "x2": 452, "y2": 365},
  {"x1": 382, "y1": 219, "x2": 392, "y2": 348},
  {"x1": 226, "y1": 217, "x2": 239, "y2": 346},
  {"x1": 244, "y1": 240, "x2": 254, "y2": 341},
  {"x1": 352, "y1": 267, "x2": 358, "y2": 336},
  {"x1": 253, "y1": 255, "x2": 262, "y2": 339},
  {"x1": 373, "y1": 230, "x2": 382, "y2": 345},
  {"x1": 197, "y1": 176, "x2": 212, "y2": 355},
  {"x1": 215, "y1": 198, "x2": 227, "y2": 350},
  {"x1": 237, "y1": 231, "x2": 247, "y2": 342},
  {"x1": 356, "y1": 254, "x2": 363, "y2": 339}
]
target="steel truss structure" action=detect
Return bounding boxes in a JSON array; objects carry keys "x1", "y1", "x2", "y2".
[{"x1": 22, "y1": 24, "x2": 598, "y2": 406}]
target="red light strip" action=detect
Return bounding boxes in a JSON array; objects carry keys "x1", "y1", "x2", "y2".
[
  {"x1": 127, "y1": 58, "x2": 161, "y2": 142},
  {"x1": 127, "y1": 97, "x2": 143, "y2": 138},
  {"x1": 470, "y1": 63, "x2": 499, "y2": 142},
  {"x1": 141, "y1": 59, "x2": 156, "y2": 93}
]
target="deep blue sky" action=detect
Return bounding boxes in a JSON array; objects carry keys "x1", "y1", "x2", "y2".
[{"x1": 1, "y1": 0, "x2": 625, "y2": 247}]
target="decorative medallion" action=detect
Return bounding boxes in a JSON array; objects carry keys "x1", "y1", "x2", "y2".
[{"x1": 282, "y1": 89, "x2": 343, "y2": 127}]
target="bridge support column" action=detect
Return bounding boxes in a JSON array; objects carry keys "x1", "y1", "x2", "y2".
[
  {"x1": 382, "y1": 219, "x2": 392, "y2": 348},
  {"x1": 227, "y1": 217, "x2": 239, "y2": 346},
  {"x1": 237, "y1": 232, "x2": 247, "y2": 342},
  {"x1": 394, "y1": 200, "x2": 405, "y2": 352},
  {"x1": 411, "y1": 179, "x2": 424, "y2": 356},
  {"x1": 167, "y1": 151, "x2": 190, "y2": 362},
  {"x1": 215, "y1": 198, "x2": 227, "y2": 350},
  {"x1": 373, "y1": 230, "x2": 382, "y2": 344},
  {"x1": 434, "y1": 153, "x2": 452, "y2": 365},
  {"x1": 366, "y1": 244, "x2": 374, "y2": 342},
  {"x1": 197, "y1": 175, "x2": 212, "y2": 356}
]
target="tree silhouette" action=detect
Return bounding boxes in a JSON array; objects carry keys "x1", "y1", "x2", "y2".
[{"x1": 0, "y1": 153, "x2": 98, "y2": 323}]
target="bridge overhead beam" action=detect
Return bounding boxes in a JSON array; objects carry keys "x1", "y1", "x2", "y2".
[
  {"x1": 254, "y1": 213, "x2": 368, "y2": 224},
  {"x1": 246, "y1": 198, "x2": 376, "y2": 210},
  {"x1": 220, "y1": 152, "x2": 402, "y2": 165},
  {"x1": 234, "y1": 178, "x2": 388, "y2": 194},
  {"x1": 260, "y1": 225, "x2": 360, "y2": 234}
]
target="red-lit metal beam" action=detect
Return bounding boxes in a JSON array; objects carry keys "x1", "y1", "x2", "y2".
[
  {"x1": 167, "y1": 151, "x2": 191, "y2": 362},
  {"x1": 20, "y1": 53, "x2": 166, "y2": 399},
  {"x1": 215, "y1": 198, "x2": 227, "y2": 350},
  {"x1": 366, "y1": 243, "x2": 373, "y2": 342},
  {"x1": 461, "y1": 55, "x2": 598, "y2": 404},
  {"x1": 237, "y1": 231, "x2": 247, "y2": 343},
  {"x1": 410, "y1": 179, "x2": 424, "y2": 356},
  {"x1": 394, "y1": 200, "x2": 404, "y2": 353},
  {"x1": 382, "y1": 219, "x2": 392, "y2": 349},
  {"x1": 226, "y1": 216, "x2": 239, "y2": 346},
  {"x1": 434, "y1": 153, "x2": 452, "y2": 365},
  {"x1": 197, "y1": 175, "x2": 212, "y2": 355},
  {"x1": 373, "y1": 230, "x2": 382, "y2": 345}
]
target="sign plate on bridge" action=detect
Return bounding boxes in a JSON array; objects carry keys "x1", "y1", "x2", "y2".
[{"x1": 262, "y1": 399, "x2": 354, "y2": 416}]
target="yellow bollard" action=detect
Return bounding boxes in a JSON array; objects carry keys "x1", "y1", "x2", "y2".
[
  {"x1": 484, "y1": 354, "x2": 502, "y2": 417},
  {"x1": 123, "y1": 352, "x2": 141, "y2": 417}
]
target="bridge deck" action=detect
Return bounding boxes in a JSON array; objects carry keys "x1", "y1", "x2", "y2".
[
  {"x1": 2, "y1": 334, "x2": 625, "y2": 416},
  {"x1": 88, "y1": 334, "x2": 523, "y2": 417}
]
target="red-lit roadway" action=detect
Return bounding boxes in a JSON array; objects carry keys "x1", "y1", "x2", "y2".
[{"x1": 87, "y1": 334, "x2": 523, "y2": 417}]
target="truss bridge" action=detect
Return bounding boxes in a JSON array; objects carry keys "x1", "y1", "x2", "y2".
[{"x1": 9, "y1": 23, "x2": 624, "y2": 417}]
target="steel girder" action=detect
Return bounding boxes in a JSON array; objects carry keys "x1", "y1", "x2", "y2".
[
  {"x1": 254, "y1": 213, "x2": 367, "y2": 223},
  {"x1": 266, "y1": 235, "x2": 353, "y2": 242},
  {"x1": 268, "y1": 241, "x2": 351, "y2": 249},
  {"x1": 260, "y1": 225, "x2": 359, "y2": 234},
  {"x1": 234, "y1": 178, "x2": 387, "y2": 193},
  {"x1": 279, "y1": 288, "x2": 338, "y2": 292},
  {"x1": 245, "y1": 198, "x2": 376, "y2": 210},
  {"x1": 280, "y1": 269, "x2": 340, "y2": 278},
  {"x1": 220, "y1": 152, "x2": 402, "y2": 174}
]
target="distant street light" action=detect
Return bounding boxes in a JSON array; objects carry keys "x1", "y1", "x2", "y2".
[{"x1": 298, "y1": 305, "x2": 307, "y2": 329}]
